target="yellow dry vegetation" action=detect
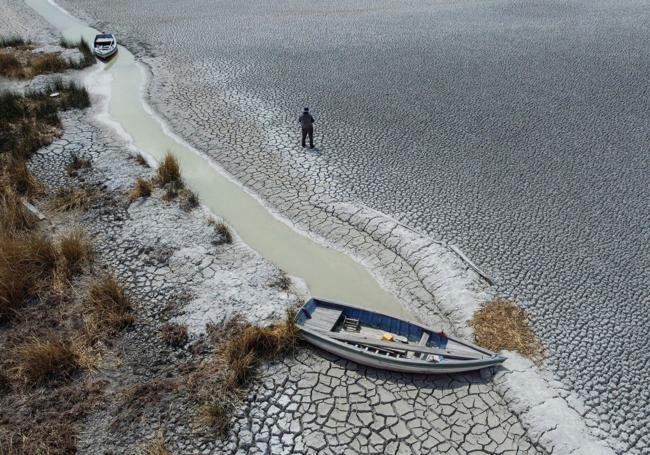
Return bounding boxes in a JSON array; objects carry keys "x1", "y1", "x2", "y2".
[{"x1": 470, "y1": 297, "x2": 544, "y2": 364}]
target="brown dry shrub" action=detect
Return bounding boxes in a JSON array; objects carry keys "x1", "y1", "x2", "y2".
[
  {"x1": 161, "y1": 185, "x2": 178, "y2": 201},
  {"x1": 31, "y1": 53, "x2": 68, "y2": 74},
  {"x1": 110, "y1": 379, "x2": 180, "y2": 435},
  {"x1": 0, "y1": 422, "x2": 77, "y2": 455},
  {"x1": 178, "y1": 188, "x2": 199, "y2": 211},
  {"x1": 160, "y1": 322, "x2": 189, "y2": 348},
  {"x1": 132, "y1": 153, "x2": 149, "y2": 167},
  {"x1": 192, "y1": 310, "x2": 298, "y2": 436},
  {"x1": 58, "y1": 228, "x2": 94, "y2": 275},
  {"x1": 208, "y1": 218, "x2": 233, "y2": 245},
  {"x1": 0, "y1": 371, "x2": 10, "y2": 393},
  {"x1": 129, "y1": 177, "x2": 153, "y2": 202},
  {"x1": 11, "y1": 335, "x2": 81, "y2": 386},
  {"x1": 5, "y1": 158, "x2": 40, "y2": 196},
  {"x1": 87, "y1": 274, "x2": 133, "y2": 337},
  {"x1": 65, "y1": 153, "x2": 91, "y2": 176},
  {"x1": 155, "y1": 153, "x2": 183, "y2": 188},
  {"x1": 197, "y1": 384, "x2": 239, "y2": 436},
  {"x1": 271, "y1": 272, "x2": 291, "y2": 291},
  {"x1": 0, "y1": 51, "x2": 22, "y2": 78},
  {"x1": 0, "y1": 48, "x2": 71, "y2": 79},
  {"x1": 135, "y1": 432, "x2": 172, "y2": 455},
  {"x1": 51, "y1": 186, "x2": 91, "y2": 212},
  {"x1": 220, "y1": 308, "x2": 297, "y2": 389},
  {"x1": 0, "y1": 188, "x2": 37, "y2": 233},
  {"x1": 0, "y1": 36, "x2": 28, "y2": 48},
  {"x1": 469, "y1": 297, "x2": 545, "y2": 364},
  {"x1": 0, "y1": 232, "x2": 58, "y2": 321}
]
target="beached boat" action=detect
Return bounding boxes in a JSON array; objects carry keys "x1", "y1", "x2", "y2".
[
  {"x1": 297, "y1": 298, "x2": 506, "y2": 374},
  {"x1": 93, "y1": 33, "x2": 117, "y2": 59}
]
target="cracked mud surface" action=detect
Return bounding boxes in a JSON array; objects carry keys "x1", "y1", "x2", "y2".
[
  {"x1": 2, "y1": 6, "x2": 550, "y2": 453},
  {"x1": 48, "y1": 0, "x2": 650, "y2": 452},
  {"x1": 0, "y1": 28, "x2": 544, "y2": 453},
  {"x1": 22, "y1": 97, "x2": 541, "y2": 455},
  {"x1": 12, "y1": 85, "x2": 548, "y2": 453}
]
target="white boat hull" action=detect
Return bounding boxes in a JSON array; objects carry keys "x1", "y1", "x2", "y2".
[
  {"x1": 300, "y1": 327, "x2": 505, "y2": 374},
  {"x1": 94, "y1": 46, "x2": 117, "y2": 59}
]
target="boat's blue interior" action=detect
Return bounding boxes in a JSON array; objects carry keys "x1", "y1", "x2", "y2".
[{"x1": 298, "y1": 298, "x2": 448, "y2": 348}]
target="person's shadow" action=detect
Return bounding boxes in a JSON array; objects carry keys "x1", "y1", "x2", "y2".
[{"x1": 307, "y1": 147, "x2": 322, "y2": 156}]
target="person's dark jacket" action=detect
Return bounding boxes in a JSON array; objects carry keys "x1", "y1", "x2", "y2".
[{"x1": 299, "y1": 112, "x2": 315, "y2": 130}]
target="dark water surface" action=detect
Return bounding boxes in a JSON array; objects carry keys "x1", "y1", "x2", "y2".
[{"x1": 58, "y1": 0, "x2": 649, "y2": 451}]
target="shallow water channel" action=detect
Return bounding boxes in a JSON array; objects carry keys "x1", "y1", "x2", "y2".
[{"x1": 25, "y1": 0, "x2": 409, "y2": 318}]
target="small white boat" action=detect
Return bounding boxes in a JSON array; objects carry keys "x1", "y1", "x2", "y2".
[
  {"x1": 93, "y1": 33, "x2": 117, "y2": 59},
  {"x1": 297, "y1": 298, "x2": 506, "y2": 374}
]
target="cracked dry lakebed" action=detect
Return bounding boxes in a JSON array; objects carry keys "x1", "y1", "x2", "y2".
[{"x1": 2, "y1": 0, "x2": 649, "y2": 453}]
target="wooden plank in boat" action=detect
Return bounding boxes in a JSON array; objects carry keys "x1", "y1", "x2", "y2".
[
  {"x1": 317, "y1": 331, "x2": 484, "y2": 360},
  {"x1": 303, "y1": 307, "x2": 343, "y2": 332},
  {"x1": 413, "y1": 332, "x2": 430, "y2": 359}
]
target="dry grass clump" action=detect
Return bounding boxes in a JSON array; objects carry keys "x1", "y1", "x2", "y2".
[
  {"x1": 59, "y1": 37, "x2": 96, "y2": 69},
  {"x1": 66, "y1": 153, "x2": 92, "y2": 176},
  {"x1": 0, "y1": 49, "x2": 67, "y2": 79},
  {"x1": 87, "y1": 274, "x2": 134, "y2": 336},
  {"x1": 58, "y1": 228, "x2": 94, "y2": 275},
  {"x1": 179, "y1": 188, "x2": 199, "y2": 211},
  {"x1": 154, "y1": 153, "x2": 185, "y2": 202},
  {"x1": 0, "y1": 188, "x2": 37, "y2": 232},
  {"x1": 131, "y1": 153, "x2": 149, "y2": 167},
  {"x1": 0, "y1": 232, "x2": 58, "y2": 322},
  {"x1": 208, "y1": 218, "x2": 233, "y2": 244},
  {"x1": 220, "y1": 308, "x2": 297, "y2": 389},
  {"x1": 0, "y1": 371, "x2": 10, "y2": 393},
  {"x1": 155, "y1": 153, "x2": 183, "y2": 188},
  {"x1": 1, "y1": 84, "x2": 90, "y2": 167},
  {"x1": 74, "y1": 39, "x2": 96, "y2": 69},
  {"x1": 197, "y1": 385, "x2": 239, "y2": 436},
  {"x1": 0, "y1": 52, "x2": 22, "y2": 78},
  {"x1": 215, "y1": 222, "x2": 232, "y2": 244},
  {"x1": 136, "y1": 432, "x2": 173, "y2": 455},
  {"x1": 470, "y1": 297, "x2": 544, "y2": 364},
  {"x1": 44, "y1": 78, "x2": 91, "y2": 110},
  {"x1": 0, "y1": 91, "x2": 24, "y2": 123},
  {"x1": 160, "y1": 322, "x2": 189, "y2": 348},
  {"x1": 0, "y1": 36, "x2": 28, "y2": 47},
  {"x1": 192, "y1": 310, "x2": 298, "y2": 437},
  {"x1": 271, "y1": 272, "x2": 291, "y2": 291},
  {"x1": 0, "y1": 36, "x2": 94, "y2": 79},
  {"x1": 10, "y1": 335, "x2": 81, "y2": 387},
  {"x1": 59, "y1": 37, "x2": 78, "y2": 49},
  {"x1": 129, "y1": 177, "x2": 153, "y2": 202},
  {"x1": 51, "y1": 186, "x2": 91, "y2": 212},
  {"x1": 0, "y1": 422, "x2": 77, "y2": 455},
  {"x1": 4, "y1": 158, "x2": 40, "y2": 196},
  {"x1": 31, "y1": 53, "x2": 68, "y2": 74}
]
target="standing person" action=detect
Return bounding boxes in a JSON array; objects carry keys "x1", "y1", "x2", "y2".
[{"x1": 299, "y1": 107, "x2": 315, "y2": 148}]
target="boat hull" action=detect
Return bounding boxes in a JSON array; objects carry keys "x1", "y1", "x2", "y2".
[
  {"x1": 300, "y1": 328, "x2": 504, "y2": 374},
  {"x1": 297, "y1": 298, "x2": 506, "y2": 374},
  {"x1": 94, "y1": 46, "x2": 117, "y2": 59}
]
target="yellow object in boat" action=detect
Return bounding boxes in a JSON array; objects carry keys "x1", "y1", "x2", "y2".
[{"x1": 382, "y1": 333, "x2": 394, "y2": 342}]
